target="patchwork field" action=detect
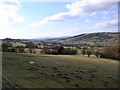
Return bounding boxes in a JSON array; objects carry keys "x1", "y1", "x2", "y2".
[{"x1": 2, "y1": 52, "x2": 118, "y2": 88}]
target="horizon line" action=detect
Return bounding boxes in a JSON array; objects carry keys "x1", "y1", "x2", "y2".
[{"x1": 0, "y1": 31, "x2": 119, "y2": 40}]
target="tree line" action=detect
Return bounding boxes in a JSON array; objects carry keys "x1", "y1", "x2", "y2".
[
  {"x1": 41, "y1": 46, "x2": 77, "y2": 55},
  {"x1": 1, "y1": 41, "x2": 119, "y2": 60},
  {"x1": 81, "y1": 45, "x2": 120, "y2": 60}
]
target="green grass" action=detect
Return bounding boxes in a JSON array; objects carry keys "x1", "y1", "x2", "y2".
[
  {"x1": 53, "y1": 32, "x2": 118, "y2": 45},
  {"x1": 2, "y1": 52, "x2": 118, "y2": 88},
  {"x1": 11, "y1": 42, "x2": 25, "y2": 47}
]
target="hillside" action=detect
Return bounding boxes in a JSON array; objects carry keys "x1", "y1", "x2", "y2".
[
  {"x1": 50, "y1": 32, "x2": 119, "y2": 46},
  {"x1": 1, "y1": 32, "x2": 119, "y2": 47}
]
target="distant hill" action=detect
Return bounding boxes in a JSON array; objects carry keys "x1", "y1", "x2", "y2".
[
  {"x1": 33, "y1": 36, "x2": 70, "y2": 41},
  {"x1": 49, "y1": 32, "x2": 119, "y2": 46},
  {"x1": 2, "y1": 32, "x2": 119, "y2": 46}
]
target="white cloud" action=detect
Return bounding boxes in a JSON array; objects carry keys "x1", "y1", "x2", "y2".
[
  {"x1": 50, "y1": 19, "x2": 118, "y2": 37},
  {"x1": 63, "y1": 19, "x2": 118, "y2": 36},
  {"x1": 94, "y1": 20, "x2": 117, "y2": 29},
  {"x1": 85, "y1": 20, "x2": 90, "y2": 23},
  {"x1": 0, "y1": 0, "x2": 24, "y2": 28},
  {"x1": 27, "y1": 0, "x2": 117, "y2": 28}
]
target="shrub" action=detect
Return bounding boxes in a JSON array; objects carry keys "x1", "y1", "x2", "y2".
[
  {"x1": 18, "y1": 48, "x2": 25, "y2": 53},
  {"x1": 62, "y1": 48, "x2": 77, "y2": 55},
  {"x1": 81, "y1": 49, "x2": 86, "y2": 56},
  {"x1": 100, "y1": 45, "x2": 120, "y2": 60},
  {"x1": 41, "y1": 49, "x2": 58, "y2": 55},
  {"x1": 25, "y1": 42, "x2": 36, "y2": 48},
  {"x1": 29, "y1": 49, "x2": 36, "y2": 54},
  {"x1": 2, "y1": 41, "x2": 13, "y2": 52},
  {"x1": 57, "y1": 46, "x2": 64, "y2": 54},
  {"x1": 86, "y1": 49, "x2": 92, "y2": 57},
  {"x1": 41, "y1": 47, "x2": 77, "y2": 55},
  {"x1": 94, "y1": 50, "x2": 100, "y2": 58}
]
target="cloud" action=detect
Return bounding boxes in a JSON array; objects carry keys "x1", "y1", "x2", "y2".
[
  {"x1": 0, "y1": 0, "x2": 24, "y2": 28},
  {"x1": 94, "y1": 19, "x2": 117, "y2": 29},
  {"x1": 63, "y1": 19, "x2": 118, "y2": 36},
  {"x1": 85, "y1": 20, "x2": 90, "y2": 23},
  {"x1": 51, "y1": 19, "x2": 118, "y2": 37},
  {"x1": 27, "y1": 0, "x2": 117, "y2": 28}
]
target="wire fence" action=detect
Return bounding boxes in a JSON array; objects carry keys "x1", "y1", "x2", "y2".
[
  {"x1": 3, "y1": 70, "x2": 31, "y2": 89},
  {"x1": 1, "y1": 70, "x2": 32, "y2": 89},
  {"x1": 0, "y1": 73, "x2": 19, "y2": 88},
  {"x1": 0, "y1": 79, "x2": 9, "y2": 88}
]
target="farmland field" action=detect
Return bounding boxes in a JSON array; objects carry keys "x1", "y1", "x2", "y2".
[{"x1": 2, "y1": 52, "x2": 118, "y2": 88}]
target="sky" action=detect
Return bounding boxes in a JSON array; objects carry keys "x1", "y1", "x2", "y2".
[{"x1": 0, "y1": 0, "x2": 118, "y2": 39}]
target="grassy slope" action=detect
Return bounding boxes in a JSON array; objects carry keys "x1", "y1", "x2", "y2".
[
  {"x1": 2, "y1": 52, "x2": 118, "y2": 88},
  {"x1": 2, "y1": 32, "x2": 119, "y2": 46},
  {"x1": 51, "y1": 32, "x2": 119, "y2": 45}
]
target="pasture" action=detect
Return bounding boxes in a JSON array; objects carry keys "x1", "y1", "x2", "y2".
[{"x1": 2, "y1": 52, "x2": 118, "y2": 88}]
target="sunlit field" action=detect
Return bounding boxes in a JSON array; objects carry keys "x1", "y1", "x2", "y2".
[{"x1": 2, "y1": 52, "x2": 118, "y2": 88}]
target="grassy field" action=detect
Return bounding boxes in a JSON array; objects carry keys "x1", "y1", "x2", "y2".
[{"x1": 2, "y1": 52, "x2": 118, "y2": 88}]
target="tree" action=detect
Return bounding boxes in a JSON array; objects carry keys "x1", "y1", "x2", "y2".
[
  {"x1": 41, "y1": 48, "x2": 58, "y2": 54},
  {"x1": 2, "y1": 41, "x2": 13, "y2": 52},
  {"x1": 57, "y1": 46, "x2": 64, "y2": 54},
  {"x1": 94, "y1": 50, "x2": 100, "y2": 58},
  {"x1": 81, "y1": 49, "x2": 86, "y2": 56},
  {"x1": 25, "y1": 42, "x2": 36, "y2": 48},
  {"x1": 61, "y1": 48, "x2": 77, "y2": 55},
  {"x1": 19, "y1": 48, "x2": 25, "y2": 53},
  {"x1": 25, "y1": 42, "x2": 36, "y2": 54},
  {"x1": 86, "y1": 49, "x2": 92, "y2": 57}
]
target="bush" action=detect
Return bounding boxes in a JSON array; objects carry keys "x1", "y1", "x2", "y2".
[
  {"x1": 62, "y1": 48, "x2": 77, "y2": 55},
  {"x1": 2, "y1": 41, "x2": 13, "y2": 52},
  {"x1": 100, "y1": 45, "x2": 120, "y2": 60},
  {"x1": 94, "y1": 50, "x2": 100, "y2": 58},
  {"x1": 29, "y1": 49, "x2": 36, "y2": 54},
  {"x1": 41, "y1": 49, "x2": 58, "y2": 55},
  {"x1": 25, "y1": 42, "x2": 36, "y2": 48},
  {"x1": 81, "y1": 49, "x2": 86, "y2": 56},
  {"x1": 86, "y1": 49, "x2": 92, "y2": 57},
  {"x1": 41, "y1": 47, "x2": 77, "y2": 55},
  {"x1": 57, "y1": 46, "x2": 64, "y2": 54},
  {"x1": 18, "y1": 48, "x2": 25, "y2": 53}
]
